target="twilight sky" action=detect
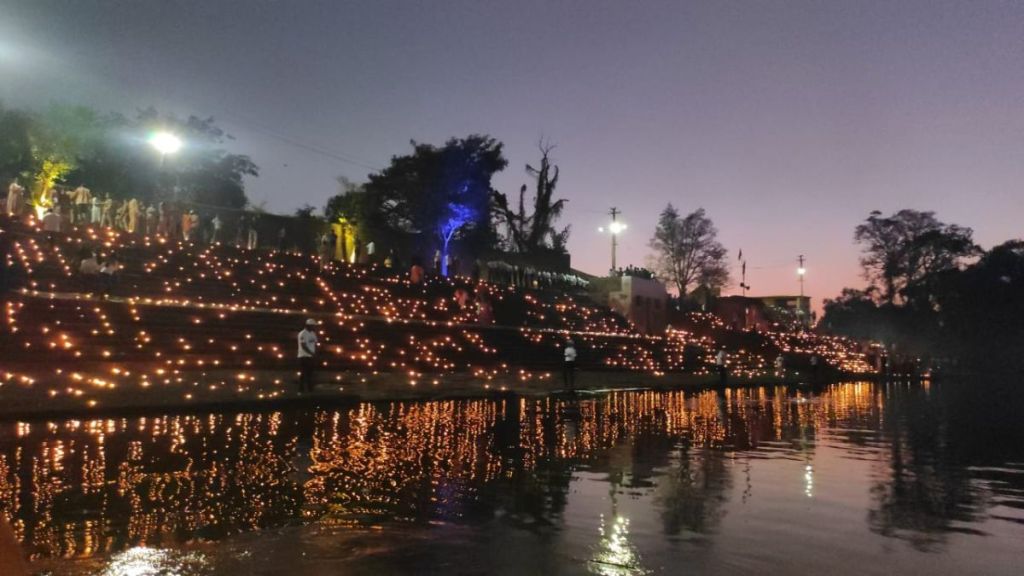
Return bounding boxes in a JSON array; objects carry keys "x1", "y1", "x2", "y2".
[{"x1": 2, "y1": 0, "x2": 1022, "y2": 307}]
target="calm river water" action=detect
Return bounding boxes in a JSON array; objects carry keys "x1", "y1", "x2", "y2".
[{"x1": 2, "y1": 381, "x2": 1023, "y2": 575}]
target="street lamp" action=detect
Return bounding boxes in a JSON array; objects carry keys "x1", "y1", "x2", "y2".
[
  {"x1": 598, "y1": 208, "x2": 626, "y2": 273},
  {"x1": 149, "y1": 131, "x2": 182, "y2": 201},
  {"x1": 797, "y1": 255, "x2": 806, "y2": 327}
]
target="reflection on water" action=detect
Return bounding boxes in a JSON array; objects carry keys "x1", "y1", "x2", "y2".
[
  {"x1": 590, "y1": 514, "x2": 647, "y2": 576},
  {"x1": 1, "y1": 381, "x2": 1022, "y2": 574},
  {"x1": 97, "y1": 547, "x2": 208, "y2": 576}
]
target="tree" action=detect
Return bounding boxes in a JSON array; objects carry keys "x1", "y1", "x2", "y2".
[
  {"x1": 0, "y1": 103, "x2": 259, "y2": 209},
  {"x1": 854, "y1": 210, "x2": 978, "y2": 305},
  {"x1": 363, "y1": 135, "x2": 507, "y2": 275},
  {"x1": 648, "y1": 205, "x2": 729, "y2": 296},
  {"x1": 821, "y1": 287, "x2": 888, "y2": 341},
  {"x1": 28, "y1": 104, "x2": 104, "y2": 204},
  {"x1": 324, "y1": 177, "x2": 367, "y2": 223},
  {"x1": 492, "y1": 142, "x2": 570, "y2": 254},
  {"x1": 324, "y1": 177, "x2": 383, "y2": 263},
  {"x1": 824, "y1": 239, "x2": 1024, "y2": 372},
  {"x1": 0, "y1": 104, "x2": 33, "y2": 185},
  {"x1": 135, "y1": 109, "x2": 257, "y2": 208}
]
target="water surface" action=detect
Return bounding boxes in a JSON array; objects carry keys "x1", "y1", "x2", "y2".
[{"x1": 2, "y1": 381, "x2": 1022, "y2": 575}]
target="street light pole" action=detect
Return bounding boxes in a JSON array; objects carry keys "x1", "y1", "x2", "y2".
[
  {"x1": 797, "y1": 254, "x2": 806, "y2": 327},
  {"x1": 598, "y1": 208, "x2": 626, "y2": 275},
  {"x1": 609, "y1": 207, "x2": 620, "y2": 271},
  {"x1": 149, "y1": 131, "x2": 183, "y2": 200}
]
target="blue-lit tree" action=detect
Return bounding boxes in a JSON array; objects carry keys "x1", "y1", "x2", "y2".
[
  {"x1": 438, "y1": 202, "x2": 476, "y2": 276},
  {"x1": 363, "y1": 135, "x2": 507, "y2": 273}
]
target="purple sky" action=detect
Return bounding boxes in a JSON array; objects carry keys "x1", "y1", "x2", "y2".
[{"x1": 2, "y1": 0, "x2": 1022, "y2": 307}]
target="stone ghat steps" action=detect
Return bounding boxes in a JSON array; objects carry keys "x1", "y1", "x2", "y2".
[
  {"x1": 12, "y1": 240, "x2": 330, "y2": 306},
  {"x1": 2, "y1": 217, "x2": 688, "y2": 394},
  {"x1": 2, "y1": 295, "x2": 672, "y2": 380},
  {"x1": 5, "y1": 219, "x2": 634, "y2": 334}
]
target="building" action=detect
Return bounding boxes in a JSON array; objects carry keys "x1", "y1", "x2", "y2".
[
  {"x1": 589, "y1": 274, "x2": 669, "y2": 334},
  {"x1": 712, "y1": 294, "x2": 811, "y2": 330},
  {"x1": 713, "y1": 296, "x2": 771, "y2": 331},
  {"x1": 756, "y1": 295, "x2": 812, "y2": 326}
]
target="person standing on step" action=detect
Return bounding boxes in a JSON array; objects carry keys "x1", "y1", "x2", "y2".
[
  {"x1": 73, "y1": 186, "x2": 91, "y2": 225},
  {"x1": 90, "y1": 193, "x2": 102, "y2": 225},
  {"x1": 6, "y1": 180, "x2": 24, "y2": 218},
  {"x1": 297, "y1": 318, "x2": 318, "y2": 393},
  {"x1": 716, "y1": 347, "x2": 728, "y2": 385},
  {"x1": 211, "y1": 214, "x2": 223, "y2": 244},
  {"x1": 563, "y1": 338, "x2": 578, "y2": 392}
]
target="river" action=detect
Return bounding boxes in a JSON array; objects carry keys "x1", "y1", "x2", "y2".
[{"x1": 2, "y1": 380, "x2": 1022, "y2": 575}]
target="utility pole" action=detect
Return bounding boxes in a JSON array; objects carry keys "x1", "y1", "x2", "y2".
[
  {"x1": 609, "y1": 207, "x2": 620, "y2": 272},
  {"x1": 797, "y1": 255, "x2": 806, "y2": 327}
]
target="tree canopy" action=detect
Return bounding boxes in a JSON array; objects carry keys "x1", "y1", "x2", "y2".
[
  {"x1": 825, "y1": 212, "x2": 1022, "y2": 372},
  {"x1": 361, "y1": 135, "x2": 507, "y2": 272},
  {"x1": 1, "y1": 103, "x2": 258, "y2": 210},
  {"x1": 0, "y1": 104, "x2": 33, "y2": 185},
  {"x1": 648, "y1": 205, "x2": 729, "y2": 296},
  {"x1": 492, "y1": 142, "x2": 570, "y2": 255},
  {"x1": 853, "y1": 209, "x2": 978, "y2": 304}
]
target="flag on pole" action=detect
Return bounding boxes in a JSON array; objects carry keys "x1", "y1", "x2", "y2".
[{"x1": 738, "y1": 249, "x2": 743, "y2": 261}]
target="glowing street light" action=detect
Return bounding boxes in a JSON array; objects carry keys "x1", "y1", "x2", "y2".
[
  {"x1": 598, "y1": 207, "x2": 626, "y2": 273},
  {"x1": 149, "y1": 131, "x2": 183, "y2": 200},
  {"x1": 797, "y1": 255, "x2": 806, "y2": 327},
  {"x1": 148, "y1": 132, "x2": 182, "y2": 156}
]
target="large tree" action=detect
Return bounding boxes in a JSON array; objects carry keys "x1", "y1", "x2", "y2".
[
  {"x1": 0, "y1": 103, "x2": 34, "y2": 186},
  {"x1": 823, "y1": 239, "x2": 1024, "y2": 372},
  {"x1": 492, "y1": 142, "x2": 570, "y2": 254},
  {"x1": 132, "y1": 108, "x2": 257, "y2": 208},
  {"x1": 854, "y1": 209, "x2": 978, "y2": 304},
  {"x1": 0, "y1": 103, "x2": 259, "y2": 209},
  {"x1": 363, "y1": 135, "x2": 507, "y2": 275},
  {"x1": 649, "y1": 205, "x2": 729, "y2": 296},
  {"x1": 27, "y1": 105, "x2": 104, "y2": 203}
]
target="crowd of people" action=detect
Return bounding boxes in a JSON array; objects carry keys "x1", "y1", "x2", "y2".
[
  {"x1": 611, "y1": 265, "x2": 656, "y2": 280},
  {"x1": 6, "y1": 180, "x2": 602, "y2": 296},
  {"x1": 484, "y1": 260, "x2": 589, "y2": 291},
  {"x1": 6, "y1": 181, "x2": 230, "y2": 242}
]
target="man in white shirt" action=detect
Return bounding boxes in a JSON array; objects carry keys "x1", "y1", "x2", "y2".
[
  {"x1": 211, "y1": 214, "x2": 222, "y2": 243},
  {"x1": 297, "y1": 318, "x2": 318, "y2": 393},
  {"x1": 563, "y1": 338, "x2": 577, "y2": 392},
  {"x1": 716, "y1": 348, "x2": 728, "y2": 385},
  {"x1": 79, "y1": 252, "x2": 100, "y2": 274},
  {"x1": 42, "y1": 208, "x2": 61, "y2": 232},
  {"x1": 41, "y1": 208, "x2": 61, "y2": 248},
  {"x1": 73, "y1": 186, "x2": 91, "y2": 225},
  {"x1": 6, "y1": 181, "x2": 24, "y2": 217},
  {"x1": 79, "y1": 251, "x2": 100, "y2": 292}
]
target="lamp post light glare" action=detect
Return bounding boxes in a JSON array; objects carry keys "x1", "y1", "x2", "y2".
[
  {"x1": 149, "y1": 132, "x2": 182, "y2": 155},
  {"x1": 600, "y1": 208, "x2": 626, "y2": 273},
  {"x1": 150, "y1": 132, "x2": 182, "y2": 200},
  {"x1": 797, "y1": 255, "x2": 807, "y2": 328}
]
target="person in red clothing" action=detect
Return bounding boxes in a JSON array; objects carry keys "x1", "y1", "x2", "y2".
[{"x1": 410, "y1": 258, "x2": 425, "y2": 285}]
